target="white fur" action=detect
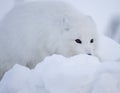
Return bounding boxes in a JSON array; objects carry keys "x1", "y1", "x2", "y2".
[{"x1": 0, "y1": 1, "x2": 98, "y2": 79}]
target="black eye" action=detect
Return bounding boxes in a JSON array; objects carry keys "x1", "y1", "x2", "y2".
[
  {"x1": 90, "y1": 39, "x2": 94, "y2": 43},
  {"x1": 75, "y1": 39, "x2": 82, "y2": 44}
]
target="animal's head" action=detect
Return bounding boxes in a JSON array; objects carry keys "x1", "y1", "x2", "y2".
[{"x1": 58, "y1": 14, "x2": 98, "y2": 57}]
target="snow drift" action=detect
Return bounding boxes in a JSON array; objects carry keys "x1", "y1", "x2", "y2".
[{"x1": 0, "y1": 35, "x2": 120, "y2": 93}]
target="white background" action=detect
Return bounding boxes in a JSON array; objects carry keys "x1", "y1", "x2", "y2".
[{"x1": 0, "y1": 0, "x2": 120, "y2": 34}]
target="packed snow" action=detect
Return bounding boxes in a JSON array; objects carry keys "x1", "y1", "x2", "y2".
[
  {"x1": 0, "y1": 35, "x2": 120, "y2": 93},
  {"x1": 98, "y1": 35, "x2": 120, "y2": 61}
]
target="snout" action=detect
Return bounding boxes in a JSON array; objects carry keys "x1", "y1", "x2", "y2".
[{"x1": 87, "y1": 53, "x2": 92, "y2": 55}]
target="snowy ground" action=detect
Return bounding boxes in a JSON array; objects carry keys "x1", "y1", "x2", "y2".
[{"x1": 0, "y1": 35, "x2": 120, "y2": 93}]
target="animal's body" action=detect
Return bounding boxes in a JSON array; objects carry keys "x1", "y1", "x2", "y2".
[{"x1": 0, "y1": 1, "x2": 98, "y2": 79}]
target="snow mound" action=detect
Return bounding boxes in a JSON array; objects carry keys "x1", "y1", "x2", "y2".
[
  {"x1": 98, "y1": 35, "x2": 120, "y2": 61},
  {"x1": 0, "y1": 54, "x2": 120, "y2": 93},
  {"x1": 35, "y1": 55, "x2": 100, "y2": 93}
]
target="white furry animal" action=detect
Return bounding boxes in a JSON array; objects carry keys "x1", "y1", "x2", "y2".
[{"x1": 0, "y1": 1, "x2": 98, "y2": 79}]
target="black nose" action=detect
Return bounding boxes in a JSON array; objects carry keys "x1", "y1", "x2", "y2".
[{"x1": 87, "y1": 53, "x2": 92, "y2": 55}]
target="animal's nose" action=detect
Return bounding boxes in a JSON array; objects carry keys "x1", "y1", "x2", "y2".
[{"x1": 87, "y1": 53, "x2": 92, "y2": 55}]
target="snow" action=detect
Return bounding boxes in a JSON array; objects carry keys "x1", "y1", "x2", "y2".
[
  {"x1": 92, "y1": 62, "x2": 120, "y2": 93},
  {"x1": 0, "y1": 0, "x2": 120, "y2": 93},
  {"x1": 0, "y1": 35, "x2": 120, "y2": 93},
  {"x1": 98, "y1": 35, "x2": 120, "y2": 61}
]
